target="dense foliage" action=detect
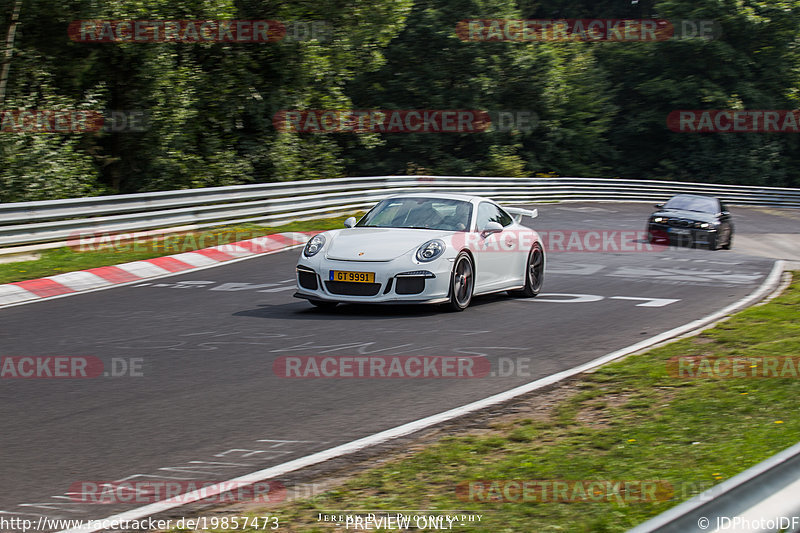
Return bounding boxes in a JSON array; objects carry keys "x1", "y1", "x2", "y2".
[{"x1": 1, "y1": 0, "x2": 799, "y2": 202}]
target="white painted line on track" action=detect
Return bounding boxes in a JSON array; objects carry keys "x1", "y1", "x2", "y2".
[{"x1": 58, "y1": 260, "x2": 787, "y2": 533}]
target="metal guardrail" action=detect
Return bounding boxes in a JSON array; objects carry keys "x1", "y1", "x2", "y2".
[
  {"x1": 1, "y1": 176, "x2": 799, "y2": 248},
  {"x1": 628, "y1": 440, "x2": 800, "y2": 533}
]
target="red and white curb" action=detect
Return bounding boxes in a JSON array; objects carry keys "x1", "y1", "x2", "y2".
[{"x1": 0, "y1": 232, "x2": 312, "y2": 308}]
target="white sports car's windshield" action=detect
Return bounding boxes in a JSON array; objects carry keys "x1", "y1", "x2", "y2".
[{"x1": 357, "y1": 198, "x2": 473, "y2": 231}]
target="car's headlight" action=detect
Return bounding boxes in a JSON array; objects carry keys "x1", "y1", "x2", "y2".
[
  {"x1": 416, "y1": 239, "x2": 445, "y2": 262},
  {"x1": 696, "y1": 222, "x2": 711, "y2": 229},
  {"x1": 303, "y1": 234, "x2": 326, "y2": 257},
  {"x1": 653, "y1": 217, "x2": 667, "y2": 223}
]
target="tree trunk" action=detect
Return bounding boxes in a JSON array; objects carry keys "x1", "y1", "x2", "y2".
[{"x1": 0, "y1": 0, "x2": 23, "y2": 108}]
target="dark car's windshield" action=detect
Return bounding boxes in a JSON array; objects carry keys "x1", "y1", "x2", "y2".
[
  {"x1": 664, "y1": 195, "x2": 719, "y2": 214},
  {"x1": 357, "y1": 197, "x2": 473, "y2": 231}
]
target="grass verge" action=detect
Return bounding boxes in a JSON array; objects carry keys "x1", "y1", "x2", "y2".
[
  {"x1": 0, "y1": 215, "x2": 360, "y2": 285},
  {"x1": 200, "y1": 273, "x2": 799, "y2": 532}
]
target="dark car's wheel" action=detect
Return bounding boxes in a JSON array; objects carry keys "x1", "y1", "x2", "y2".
[
  {"x1": 707, "y1": 232, "x2": 719, "y2": 250},
  {"x1": 510, "y1": 243, "x2": 544, "y2": 298},
  {"x1": 647, "y1": 228, "x2": 668, "y2": 244},
  {"x1": 720, "y1": 224, "x2": 733, "y2": 250},
  {"x1": 310, "y1": 300, "x2": 338, "y2": 309},
  {"x1": 445, "y1": 252, "x2": 474, "y2": 311}
]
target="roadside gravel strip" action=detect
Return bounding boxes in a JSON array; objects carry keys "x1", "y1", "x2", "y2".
[{"x1": 0, "y1": 232, "x2": 312, "y2": 308}]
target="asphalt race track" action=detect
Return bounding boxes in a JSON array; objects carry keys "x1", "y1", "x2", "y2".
[{"x1": 0, "y1": 202, "x2": 793, "y2": 528}]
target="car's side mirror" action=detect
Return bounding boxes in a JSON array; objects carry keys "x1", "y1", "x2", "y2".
[
  {"x1": 481, "y1": 221, "x2": 503, "y2": 237},
  {"x1": 344, "y1": 216, "x2": 357, "y2": 228},
  {"x1": 654, "y1": 203, "x2": 664, "y2": 209}
]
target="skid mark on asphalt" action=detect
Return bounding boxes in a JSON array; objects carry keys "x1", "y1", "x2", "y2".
[
  {"x1": 95, "y1": 331, "x2": 314, "y2": 351},
  {"x1": 606, "y1": 266, "x2": 763, "y2": 285},
  {"x1": 266, "y1": 341, "x2": 430, "y2": 355},
  {"x1": 546, "y1": 260, "x2": 764, "y2": 287}
]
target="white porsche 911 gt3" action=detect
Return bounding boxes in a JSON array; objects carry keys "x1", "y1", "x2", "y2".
[{"x1": 294, "y1": 193, "x2": 544, "y2": 311}]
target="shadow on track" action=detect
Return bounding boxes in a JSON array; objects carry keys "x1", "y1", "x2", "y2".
[{"x1": 233, "y1": 294, "x2": 511, "y2": 321}]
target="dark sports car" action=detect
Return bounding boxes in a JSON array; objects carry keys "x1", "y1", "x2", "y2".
[{"x1": 647, "y1": 194, "x2": 734, "y2": 250}]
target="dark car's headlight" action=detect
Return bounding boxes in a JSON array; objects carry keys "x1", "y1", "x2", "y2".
[
  {"x1": 416, "y1": 239, "x2": 445, "y2": 262},
  {"x1": 652, "y1": 216, "x2": 667, "y2": 223},
  {"x1": 303, "y1": 234, "x2": 326, "y2": 257},
  {"x1": 694, "y1": 222, "x2": 712, "y2": 229}
]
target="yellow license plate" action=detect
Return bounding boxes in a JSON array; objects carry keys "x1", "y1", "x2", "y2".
[{"x1": 330, "y1": 270, "x2": 375, "y2": 283}]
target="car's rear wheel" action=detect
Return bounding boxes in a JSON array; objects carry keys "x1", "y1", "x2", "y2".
[
  {"x1": 310, "y1": 300, "x2": 338, "y2": 309},
  {"x1": 445, "y1": 252, "x2": 474, "y2": 311},
  {"x1": 510, "y1": 243, "x2": 544, "y2": 298}
]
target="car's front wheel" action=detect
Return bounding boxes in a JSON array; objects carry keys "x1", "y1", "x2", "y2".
[
  {"x1": 720, "y1": 224, "x2": 733, "y2": 250},
  {"x1": 445, "y1": 252, "x2": 474, "y2": 311},
  {"x1": 707, "y1": 232, "x2": 719, "y2": 250},
  {"x1": 510, "y1": 242, "x2": 544, "y2": 298}
]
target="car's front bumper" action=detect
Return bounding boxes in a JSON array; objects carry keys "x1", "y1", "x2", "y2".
[
  {"x1": 294, "y1": 256, "x2": 454, "y2": 304},
  {"x1": 647, "y1": 223, "x2": 717, "y2": 247}
]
